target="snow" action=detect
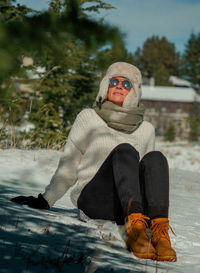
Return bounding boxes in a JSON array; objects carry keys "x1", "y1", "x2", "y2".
[
  {"x1": 169, "y1": 76, "x2": 191, "y2": 88},
  {"x1": 19, "y1": 121, "x2": 35, "y2": 133},
  {"x1": 141, "y1": 85, "x2": 198, "y2": 103},
  {"x1": 26, "y1": 67, "x2": 46, "y2": 79},
  {"x1": 0, "y1": 140, "x2": 200, "y2": 272},
  {"x1": 155, "y1": 141, "x2": 200, "y2": 173}
]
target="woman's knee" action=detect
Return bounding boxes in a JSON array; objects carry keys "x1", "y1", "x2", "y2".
[
  {"x1": 141, "y1": 151, "x2": 168, "y2": 166},
  {"x1": 114, "y1": 143, "x2": 139, "y2": 160}
]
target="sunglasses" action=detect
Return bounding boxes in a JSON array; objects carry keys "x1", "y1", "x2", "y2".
[{"x1": 109, "y1": 78, "x2": 131, "y2": 89}]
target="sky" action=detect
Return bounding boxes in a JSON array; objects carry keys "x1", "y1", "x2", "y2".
[{"x1": 16, "y1": 0, "x2": 200, "y2": 54}]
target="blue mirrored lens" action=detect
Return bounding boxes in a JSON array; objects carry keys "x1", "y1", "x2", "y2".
[
  {"x1": 109, "y1": 78, "x2": 119, "y2": 86},
  {"x1": 122, "y1": 80, "x2": 131, "y2": 89}
]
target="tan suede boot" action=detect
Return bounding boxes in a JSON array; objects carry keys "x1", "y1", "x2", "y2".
[
  {"x1": 150, "y1": 218, "x2": 177, "y2": 262},
  {"x1": 125, "y1": 213, "x2": 156, "y2": 259}
]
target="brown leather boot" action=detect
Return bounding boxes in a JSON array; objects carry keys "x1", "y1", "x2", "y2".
[
  {"x1": 150, "y1": 218, "x2": 177, "y2": 262},
  {"x1": 125, "y1": 213, "x2": 156, "y2": 259}
]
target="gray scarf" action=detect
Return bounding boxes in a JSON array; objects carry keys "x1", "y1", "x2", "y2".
[{"x1": 93, "y1": 100, "x2": 145, "y2": 134}]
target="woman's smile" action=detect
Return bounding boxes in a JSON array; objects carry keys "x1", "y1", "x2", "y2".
[{"x1": 113, "y1": 92, "x2": 123, "y2": 96}]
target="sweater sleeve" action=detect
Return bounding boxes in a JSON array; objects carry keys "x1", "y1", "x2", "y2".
[{"x1": 43, "y1": 112, "x2": 86, "y2": 207}]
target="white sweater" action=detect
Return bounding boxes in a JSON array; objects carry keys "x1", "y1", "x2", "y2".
[{"x1": 43, "y1": 108, "x2": 155, "y2": 207}]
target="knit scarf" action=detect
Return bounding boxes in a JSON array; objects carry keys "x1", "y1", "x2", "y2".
[{"x1": 93, "y1": 100, "x2": 145, "y2": 134}]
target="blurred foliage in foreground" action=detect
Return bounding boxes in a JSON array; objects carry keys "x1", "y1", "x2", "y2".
[{"x1": 0, "y1": 0, "x2": 132, "y2": 149}]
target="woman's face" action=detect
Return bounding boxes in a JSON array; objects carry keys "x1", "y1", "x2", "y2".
[{"x1": 107, "y1": 76, "x2": 131, "y2": 106}]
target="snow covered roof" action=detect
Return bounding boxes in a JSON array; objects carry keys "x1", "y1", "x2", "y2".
[
  {"x1": 169, "y1": 75, "x2": 191, "y2": 87},
  {"x1": 141, "y1": 85, "x2": 199, "y2": 103}
]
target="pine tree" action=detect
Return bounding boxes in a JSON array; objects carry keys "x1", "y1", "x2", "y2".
[
  {"x1": 188, "y1": 114, "x2": 200, "y2": 142},
  {"x1": 0, "y1": 0, "x2": 127, "y2": 148},
  {"x1": 27, "y1": 42, "x2": 99, "y2": 148},
  {"x1": 0, "y1": 0, "x2": 124, "y2": 88},
  {"x1": 164, "y1": 124, "x2": 176, "y2": 142},
  {"x1": 132, "y1": 35, "x2": 180, "y2": 85},
  {"x1": 183, "y1": 32, "x2": 200, "y2": 87}
]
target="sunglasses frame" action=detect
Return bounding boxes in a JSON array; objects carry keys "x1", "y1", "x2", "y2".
[{"x1": 109, "y1": 78, "x2": 132, "y2": 90}]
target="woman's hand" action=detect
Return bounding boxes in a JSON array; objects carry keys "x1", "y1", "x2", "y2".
[{"x1": 10, "y1": 193, "x2": 50, "y2": 210}]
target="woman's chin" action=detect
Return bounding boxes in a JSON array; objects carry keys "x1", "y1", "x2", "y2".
[{"x1": 110, "y1": 101, "x2": 123, "y2": 106}]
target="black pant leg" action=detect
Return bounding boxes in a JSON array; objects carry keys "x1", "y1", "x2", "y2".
[
  {"x1": 77, "y1": 143, "x2": 144, "y2": 224},
  {"x1": 111, "y1": 143, "x2": 144, "y2": 217},
  {"x1": 139, "y1": 151, "x2": 169, "y2": 219},
  {"x1": 77, "y1": 144, "x2": 124, "y2": 224}
]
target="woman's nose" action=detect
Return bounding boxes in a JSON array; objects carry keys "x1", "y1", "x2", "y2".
[{"x1": 116, "y1": 82, "x2": 123, "y2": 89}]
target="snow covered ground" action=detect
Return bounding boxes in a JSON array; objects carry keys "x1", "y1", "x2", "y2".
[{"x1": 0, "y1": 140, "x2": 200, "y2": 273}]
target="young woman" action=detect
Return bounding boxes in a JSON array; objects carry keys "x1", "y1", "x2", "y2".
[{"x1": 11, "y1": 62, "x2": 177, "y2": 262}]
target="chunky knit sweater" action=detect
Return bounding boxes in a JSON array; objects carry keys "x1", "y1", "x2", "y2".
[{"x1": 43, "y1": 108, "x2": 155, "y2": 207}]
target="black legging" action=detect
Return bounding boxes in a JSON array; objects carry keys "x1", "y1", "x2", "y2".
[{"x1": 77, "y1": 143, "x2": 169, "y2": 225}]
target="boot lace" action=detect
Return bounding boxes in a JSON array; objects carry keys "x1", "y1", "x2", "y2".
[
  {"x1": 150, "y1": 221, "x2": 176, "y2": 242},
  {"x1": 126, "y1": 213, "x2": 150, "y2": 235}
]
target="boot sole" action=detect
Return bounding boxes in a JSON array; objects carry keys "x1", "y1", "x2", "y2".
[
  {"x1": 134, "y1": 252, "x2": 156, "y2": 259},
  {"x1": 127, "y1": 246, "x2": 156, "y2": 260},
  {"x1": 156, "y1": 255, "x2": 177, "y2": 262}
]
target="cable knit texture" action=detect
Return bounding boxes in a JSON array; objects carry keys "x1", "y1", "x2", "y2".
[
  {"x1": 43, "y1": 108, "x2": 155, "y2": 207},
  {"x1": 43, "y1": 62, "x2": 155, "y2": 207}
]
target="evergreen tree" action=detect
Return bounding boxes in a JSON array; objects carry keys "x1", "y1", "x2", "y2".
[
  {"x1": 188, "y1": 114, "x2": 200, "y2": 142},
  {"x1": 27, "y1": 42, "x2": 99, "y2": 148},
  {"x1": 164, "y1": 124, "x2": 176, "y2": 142},
  {"x1": 183, "y1": 32, "x2": 200, "y2": 87},
  {"x1": 0, "y1": 0, "x2": 37, "y2": 106},
  {"x1": 133, "y1": 35, "x2": 180, "y2": 85},
  {"x1": 94, "y1": 45, "x2": 133, "y2": 74},
  {"x1": 0, "y1": 0, "x2": 127, "y2": 148},
  {"x1": 0, "y1": 0, "x2": 124, "y2": 87}
]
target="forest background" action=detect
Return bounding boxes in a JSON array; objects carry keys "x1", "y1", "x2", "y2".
[{"x1": 0, "y1": 0, "x2": 200, "y2": 149}]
